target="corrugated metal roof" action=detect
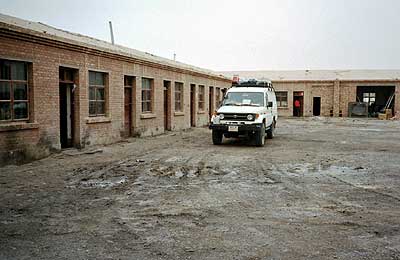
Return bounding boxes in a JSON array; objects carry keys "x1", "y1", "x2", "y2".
[
  {"x1": 221, "y1": 70, "x2": 400, "y2": 81},
  {"x1": 0, "y1": 13, "x2": 228, "y2": 80}
]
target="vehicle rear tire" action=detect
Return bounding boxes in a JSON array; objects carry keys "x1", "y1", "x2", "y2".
[
  {"x1": 255, "y1": 124, "x2": 265, "y2": 147},
  {"x1": 212, "y1": 130, "x2": 223, "y2": 145},
  {"x1": 267, "y1": 121, "x2": 275, "y2": 139}
]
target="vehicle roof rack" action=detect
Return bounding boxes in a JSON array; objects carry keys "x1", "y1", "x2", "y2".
[{"x1": 232, "y1": 79, "x2": 275, "y2": 91}]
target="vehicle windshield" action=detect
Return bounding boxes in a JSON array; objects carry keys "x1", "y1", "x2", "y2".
[{"x1": 222, "y1": 92, "x2": 264, "y2": 107}]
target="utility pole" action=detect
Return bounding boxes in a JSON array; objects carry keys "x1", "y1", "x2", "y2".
[{"x1": 109, "y1": 21, "x2": 115, "y2": 45}]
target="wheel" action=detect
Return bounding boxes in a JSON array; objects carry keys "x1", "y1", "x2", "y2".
[
  {"x1": 255, "y1": 124, "x2": 265, "y2": 147},
  {"x1": 266, "y1": 121, "x2": 275, "y2": 139},
  {"x1": 212, "y1": 130, "x2": 223, "y2": 145}
]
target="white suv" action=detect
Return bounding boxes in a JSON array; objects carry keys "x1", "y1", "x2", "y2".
[{"x1": 209, "y1": 79, "x2": 278, "y2": 146}]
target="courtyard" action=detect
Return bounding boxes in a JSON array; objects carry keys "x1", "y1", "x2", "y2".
[{"x1": 1, "y1": 118, "x2": 400, "y2": 259}]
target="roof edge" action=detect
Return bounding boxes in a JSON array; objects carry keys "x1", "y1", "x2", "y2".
[{"x1": 0, "y1": 13, "x2": 230, "y2": 82}]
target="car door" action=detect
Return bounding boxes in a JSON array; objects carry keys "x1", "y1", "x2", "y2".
[
  {"x1": 265, "y1": 92, "x2": 273, "y2": 126},
  {"x1": 269, "y1": 91, "x2": 278, "y2": 120}
]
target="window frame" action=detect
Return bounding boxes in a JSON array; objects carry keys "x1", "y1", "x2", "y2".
[
  {"x1": 363, "y1": 92, "x2": 376, "y2": 105},
  {"x1": 0, "y1": 59, "x2": 29, "y2": 122},
  {"x1": 88, "y1": 71, "x2": 107, "y2": 117},
  {"x1": 174, "y1": 82, "x2": 184, "y2": 112},
  {"x1": 198, "y1": 85, "x2": 205, "y2": 111},
  {"x1": 141, "y1": 77, "x2": 153, "y2": 113},
  {"x1": 275, "y1": 91, "x2": 288, "y2": 108}
]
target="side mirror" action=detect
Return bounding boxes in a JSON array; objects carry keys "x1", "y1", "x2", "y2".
[{"x1": 267, "y1": 101, "x2": 273, "y2": 108}]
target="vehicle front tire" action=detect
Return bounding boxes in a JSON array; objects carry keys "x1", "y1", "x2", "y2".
[
  {"x1": 266, "y1": 121, "x2": 275, "y2": 139},
  {"x1": 212, "y1": 130, "x2": 223, "y2": 145},
  {"x1": 255, "y1": 124, "x2": 265, "y2": 147}
]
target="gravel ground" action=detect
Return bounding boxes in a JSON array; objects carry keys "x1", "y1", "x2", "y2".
[{"x1": 1, "y1": 117, "x2": 400, "y2": 260}]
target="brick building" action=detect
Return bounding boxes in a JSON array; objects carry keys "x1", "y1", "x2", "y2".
[
  {"x1": 223, "y1": 70, "x2": 400, "y2": 118},
  {"x1": 0, "y1": 14, "x2": 230, "y2": 165}
]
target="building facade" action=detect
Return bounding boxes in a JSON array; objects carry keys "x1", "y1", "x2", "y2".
[
  {"x1": 223, "y1": 70, "x2": 400, "y2": 118},
  {"x1": 0, "y1": 14, "x2": 230, "y2": 165}
]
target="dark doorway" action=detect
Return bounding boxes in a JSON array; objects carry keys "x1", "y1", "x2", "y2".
[
  {"x1": 209, "y1": 86, "x2": 214, "y2": 122},
  {"x1": 59, "y1": 67, "x2": 76, "y2": 148},
  {"x1": 293, "y1": 91, "x2": 304, "y2": 117},
  {"x1": 356, "y1": 86, "x2": 395, "y2": 117},
  {"x1": 124, "y1": 76, "x2": 135, "y2": 137},
  {"x1": 190, "y1": 84, "x2": 196, "y2": 127},
  {"x1": 313, "y1": 97, "x2": 321, "y2": 116},
  {"x1": 163, "y1": 80, "x2": 171, "y2": 131}
]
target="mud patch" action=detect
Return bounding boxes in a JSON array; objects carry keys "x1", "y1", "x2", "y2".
[
  {"x1": 148, "y1": 160, "x2": 228, "y2": 178},
  {"x1": 65, "y1": 163, "x2": 136, "y2": 189},
  {"x1": 274, "y1": 163, "x2": 367, "y2": 177}
]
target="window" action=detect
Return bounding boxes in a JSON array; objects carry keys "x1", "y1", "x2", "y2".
[
  {"x1": 142, "y1": 78, "x2": 153, "y2": 113},
  {"x1": 198, "y1": 85, "x2": 205, "y2": 111},
  {"x1": 89, "y1": 71, "x2": 106, "y2": 116},
  {"x1": 124, "y1": 75, "x2": 134, "y2": 87},
  {"x1": 59, "y1": 68, "x2": 74, "y2": 83},
  {"x1": 0, "y1": 59, "x2": 29, "y2": 121},
  {"x1": 223, "y1": 92, "x2": 264, "y2": 107},
  {"x1": 175, "y1": 82, "x2": 183, "y2": 112},
  {"x1": 363, "y1": 92, "x2": 375, "y2": 105},
  {"x1": 276, "y1": 91, "x2": 288, "y2": 107}
]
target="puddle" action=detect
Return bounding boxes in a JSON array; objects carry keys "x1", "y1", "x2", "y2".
[
  {"x1": 79, "y1": 176, "x2": 127, "y2": 189},
  {"x1": 274, "y1": 163, "x2": 366, "y2": 177},
  {"x1": 148, "y1": 162, "x2": 227, "y2": 178},
  {"x1": 66, "y1": 164, "x2": 131, "y2": 189},
  {"x1": 356, "y1": 128, "x2": 383, "y2": 132}
]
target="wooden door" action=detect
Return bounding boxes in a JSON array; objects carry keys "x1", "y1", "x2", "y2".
[
  {"x1": 190, "y1": 85, "x2": 195, "y2": 127},
  {"x1": 164, "y1": 86, "x2": 169, "y2": 130},
  {"x1": 209, "y1": 87, "x2": 214, "y2": 121},
  {"x1": 124, "y1": 87, "x2": 132, "y2": 136}
]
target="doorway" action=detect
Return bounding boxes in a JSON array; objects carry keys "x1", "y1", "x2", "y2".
[
  {"x1": 124, "y1": 88, "x2": 132, "y2": 136},
  {"x1": 124, "y1": 76, "x2": 135, "y2": 137},
  {"x1": 59, "y1": 67, "x2": 76, "y2": 148},
  {"x1": 190, "y1": 84, "x2": 196, "y2": 127},
  {"x1": 356, "y1": 86, "x2": 395, "y2": 117},
  {"x1": 209, "y1": 86, "x2": 214, "y2": 122},
  {"x1": 163, "y1": 80, "x2": 171, "y2": 131},
  {"x1": 293, "y1": 91, "x2": 304, "y2": 117},
  {"x1": 313, "y1": 97, "x2": 321, "y2": 116}
]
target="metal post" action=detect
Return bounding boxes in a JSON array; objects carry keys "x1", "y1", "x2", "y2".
[{"x1": 109, "y1": 21, "x2": 115, "y2": 45}]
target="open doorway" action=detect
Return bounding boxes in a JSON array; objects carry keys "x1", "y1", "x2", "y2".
[
  {"x1": 190, "y1": 84, "x2": 196, "y2": 127},
  {"x1": 163, "y1": 80, "x2": 171, "y2": 131},
  {"x1": 293, "y1": 91, "x2": 304, "y2": 117},
  {"x1": 313, "y1": 97, "x2": 321, "y2": 116},
  {"x1": 59, "y1": 67, "x2": 77, "y2": 148},
  {"x1": 357, "y1": 86, "x2": 395, "y2": 117}
]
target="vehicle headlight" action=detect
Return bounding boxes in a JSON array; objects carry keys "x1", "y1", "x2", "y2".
[
  {"x1": 247, "y1": 114, "x2": 254, "y2": 121},
  {"x1": 219, "y1": 113, "x2": 224, "y2": 120}
]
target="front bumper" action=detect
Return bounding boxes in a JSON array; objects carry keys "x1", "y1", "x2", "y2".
[{"x1": 209, "y1": 123, "x2": 263, "y2": 132}]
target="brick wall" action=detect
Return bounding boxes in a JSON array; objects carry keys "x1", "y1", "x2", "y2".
[
  {"x1": 0, "y1": 35, "x2": 230, "y2": 165},
  {"x1": 274, "y1": 80, "x2": 399, "y2": 118}
]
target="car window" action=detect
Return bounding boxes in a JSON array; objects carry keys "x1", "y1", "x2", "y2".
[{"x1": 223, "y1": 92, "x2": 264, "y2": 107}]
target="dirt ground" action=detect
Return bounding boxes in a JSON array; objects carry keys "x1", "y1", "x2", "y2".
[{"x1": 1, "y1": 118, "x2": 400, "y2": 260}]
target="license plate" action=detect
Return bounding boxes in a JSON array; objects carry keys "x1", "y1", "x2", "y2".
[{"x1": 228, "y1": 125, "x2": 238, "y2": 132}]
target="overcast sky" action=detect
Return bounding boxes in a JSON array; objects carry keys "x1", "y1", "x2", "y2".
[{"x1": 1, "y1": 0, "x2": 400, "y2": 71}]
